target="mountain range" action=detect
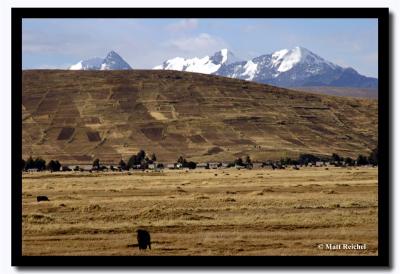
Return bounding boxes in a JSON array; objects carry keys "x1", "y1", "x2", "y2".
[
  {"x1": 155, "y1": 47, "x2": 378, "y2": 89},
  {"x1": 69, "y1": 47, "x2": 377, "y2": 89}
]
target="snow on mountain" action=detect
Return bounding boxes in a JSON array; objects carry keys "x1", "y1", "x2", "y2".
[
  {"x1": 216, "y1": 46, "x2": 377, "y2": 88},
  {"x1": 69, "y1": 57, "x2": 104, "y2": 70},
  {"x1": 69, "y1": 47, "x2": 377, "y2": 89},
  {"x1": 69, "y1": 51, "x2": 132, "y2": 70},
  {"x1": 153, "y1": 49, "x2": 241, "y2": 74},
  {"x1": 241, "y1": 60, "x2": 258, "y2": 80}
]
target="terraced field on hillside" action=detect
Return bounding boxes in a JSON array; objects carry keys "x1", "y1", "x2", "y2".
[{"x1": 22, "y1": 70, "x2": 377, "y2": 164}]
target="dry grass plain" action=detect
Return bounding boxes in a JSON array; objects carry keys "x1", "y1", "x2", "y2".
[{"x1": 22, "y1": 167, "x2": 378, "y2": 256}]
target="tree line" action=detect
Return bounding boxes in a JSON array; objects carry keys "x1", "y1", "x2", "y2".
[
  {"x1": 22, "y1": 157, "x2": 61, "y2": 172},
  {"x1": 21, "y1": 146, "x2": 378, "y2": 172},
  {"x1": 277, "y1": 148, "x2": 378, "y2": 167}
]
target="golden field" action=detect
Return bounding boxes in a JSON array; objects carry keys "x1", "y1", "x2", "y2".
[{"x1": 22, "y1": 166, "x2": 378, "y2": 256}]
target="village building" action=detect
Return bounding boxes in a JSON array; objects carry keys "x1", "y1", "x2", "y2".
[
  {"x1": 209, "y1": 162, "x2": 220, "y2": 169},
  {"x1": 221, "y1": 163, "x2": 230, "y2": 168},
  {"x1": 252, "y1": 163, "x2": 263, "y2": 169},
  {"x1": 167, "y1": 163, "x2": 176, "y2": 169},
  {"x1": 197, "y1": 163, "x2": 209, "y2": 169},
  {"x1": 263, "y1": 164, "x2": 274, "y2": 170}
]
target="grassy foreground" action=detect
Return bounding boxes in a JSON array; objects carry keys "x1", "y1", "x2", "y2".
[{"x1": 22, "y1": 167, "x2": 378, "y2": 256}]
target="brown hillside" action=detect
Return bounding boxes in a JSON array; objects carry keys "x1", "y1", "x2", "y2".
[{"x1": 22, "y1": 70, "x2": 377, "y2": 164}]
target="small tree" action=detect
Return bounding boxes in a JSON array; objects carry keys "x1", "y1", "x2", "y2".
[
  {"x1": 331, "y1": 153, "x2": 341, "y2": 163},
  {"x1": 234, "y1": 157, "x2": 244, "y2": 166},
  {"x1": 369, "y1": 146, "x2": 378, "y2": 166},
  {"x1": 177, "y1": 156, "x2": 188, "y2": 167},
  {"x1": 344, "y1": 157, "x2": 354, "y2": 166},
  {"x1": 127, "y1": 155, "x2": 137, "y2": 169},
  {"x1": 34, "y1": 158, "x2": 46, "y2": 171},
  {"x1": 151, "y1": 153, "x2": 157, "y2": 162},
  {"x1": 25, "y1": 156, "x2": 35, "y2": 170},
  {"x1": 92, "y1": 158, "x2": 100, "y2": 170},
  {"x1": 177, "y1": 156, "x2": 186, "y2": 164},
  {"x1": 245, "y1": 155, "x2": 252, "y2": 165},
  {"x1": 21, "y1": 159, "x2": 26, "y2": 171},
  {"x1": 137, "y1": 150, "x2": 146, "y2": 162},
  {"x1": 55, "y1": 160, "x2": 61, "y2": 171},
  {"x1": 357, "y1": 154, "x2": 369, "y2": 166},
  {"x1": 47, "y1": 160, "x2": 61, "y2": 172},
  {"x1": 119, "y1": 159, "x2": 127, "y2": 171}
]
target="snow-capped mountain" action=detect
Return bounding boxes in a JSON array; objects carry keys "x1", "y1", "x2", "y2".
[
  {"x1": 69, "y1": 51, "x2": 132, "y2": 70},
  {"x1": 155, "y1": 46, "x2": 377, "y2": 88},
  {"x1": 153, "y1": 49, "x2": 241, "y2": 74},
  {"x1": 217, "y1": 46, "x2": 377, "y2": 88}
]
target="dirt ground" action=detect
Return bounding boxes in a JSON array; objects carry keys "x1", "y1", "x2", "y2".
[{"x1": 22, "y1": 166, "x2": 378, "y2": 256}]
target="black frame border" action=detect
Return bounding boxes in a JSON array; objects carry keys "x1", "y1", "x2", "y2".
[{"x1": 12, "y1": 7, "x2": 390, "y2": 267}]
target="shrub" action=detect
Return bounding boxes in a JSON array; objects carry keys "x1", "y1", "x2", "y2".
[
  {"x1": 356, "y1": 154, "x2": 369, "y2": 166},
  {"x1": 187, "y1": 161, "x2": 197, "y2": 169}
]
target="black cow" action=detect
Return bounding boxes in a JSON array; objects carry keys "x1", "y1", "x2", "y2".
[
  {"x1": 37, "y1": 195, "x2": 49, "y2": 202},
  {"x1": 136, "y1": 229, "x2": 151, "y2": 250}
]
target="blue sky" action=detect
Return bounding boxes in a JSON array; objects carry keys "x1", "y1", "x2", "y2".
[{"x1": 22, "y1": 18, "x2": 378, "y2": 77}]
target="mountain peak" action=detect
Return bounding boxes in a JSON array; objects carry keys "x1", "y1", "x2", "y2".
[
  {"x1": 105, "y1": 50, "x2": 119, "y2": 58},
  {"x1": 210, "y1": 48, "x2": 240, "y2": 65},
  {"x1": 101, "y1": 50, "x2": 132, "y2": 70},
  {"x1": 270, "y1": 46, "x2": 336, "y2": 73},
  {"x1": 69, "y1": 51, "x2": 132, "y2": 71}
]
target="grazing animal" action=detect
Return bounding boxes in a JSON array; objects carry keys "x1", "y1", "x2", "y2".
[
  {"x1": 37, "y1": 195, "x2": 49, "y2": 202},
  {"x1": 136, "y1": 229, "x2": 151, "y2": 250}
]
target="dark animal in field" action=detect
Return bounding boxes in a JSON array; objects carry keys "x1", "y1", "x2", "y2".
[
  {"x1": 136, "y1": 229, "x2": 151, "y2": 250},
  {"x1": 37, "y1": 195, "x2": 49, "y2": 202}
]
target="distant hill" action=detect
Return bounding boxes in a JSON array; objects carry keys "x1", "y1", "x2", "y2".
[
  {"x1": 292, "y1": 86, "x2": 378, "y2": 99},
  {"x1": 22, "y1": 70, "x2": 377, "y2": 164}
]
